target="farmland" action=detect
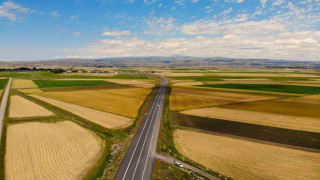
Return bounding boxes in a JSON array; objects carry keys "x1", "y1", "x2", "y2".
[
  {"x1": 11, "y1": 79, "x2": 38, "y2": 89},
  {"x1": 0, "y1": 79, "x2": 8, "y2": 89},
  {"x1": 104, "y1": 79, "x2": 155, "y2": 88},
  {"x1": 200, "y1": 84, "x2": 320, "y2": 94},
  {"x1": 31, "y1": 95, "x2": 132, "y2": 129},
  {"x1": 174, "y1": 129, "x2": 320, "y2": 180},
  {"x1": 181, "y1": 107, "x2": 320, "y2": 133},
  {"x1": 5, "y1": 121, "x2": 104, "y2": 180},
  {"x1": 9, "y1": 95, "x2": 54, "y2": 118},
  {"x1": 33, "y1": 87, "x2": 151, "y2": 118},
  {"x1": 33, "y1": 80, "x2": 115, "y2": 88}
]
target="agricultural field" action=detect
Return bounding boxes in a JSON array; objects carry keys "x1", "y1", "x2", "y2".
[
  {"x1": 5, "y1": 121, "x2": 104, "y2": 180},
  {"x1": 174, "y1": 129, "x2": 320, "y2": 180},
  {"x1": 11, "y1": 79, "x2": 38, "y2": 89},
  {"x1": 0, "y1": 79, "x2": 8, "y2": 89},
  {"x1": 200, "y1": 84, "x2": 320, "y2": 94},
  {"x1": 169, "y1": 95, "x2": 230, "y2": 111},
  {"x1": 104, "y1": 79, "x2": 155, "y2": 88},
  {"x1": 18, "y1": 88, "x2": 43, "y2": 94},
  {"x1": 9, "y1": 95, "x2": 54, "y2": 118},
  {"x1": 33, "y1": 80, "x2": 115, "y2": 88},
  {"x1": 32, "y1": 87, "x2": 151, "y2": 118},
  {"x1": 181, "y1": 107, "x2": 320, "y2": 133},
  {"x1": 31, "y1": 95, "x2": 132, "y2": 129}
]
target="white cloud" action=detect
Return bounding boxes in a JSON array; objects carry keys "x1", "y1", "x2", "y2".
[
  {"x1": 0, "y1": 1, "x2": 30, "y2": 20},
  {"x1": 144, "y1": 0, "x2": 158, "y2": 5},
  {"x1": 74, "y1": 32, "x2": 81, "y2": 36},
  {"x1": 272, "y1": 0, "x2": 284, "y2": 6},
  {"x1": 260, "y1": 0, "x2": 268, "y2": 8},
  {"x1": 50, "y1": 11, "x2": 60, "y2": 17},
  {"x1": 102, "y1": 30, "x2": 131, "y2": 36},
  {"x1": 144, "y1": 16, "x2": 177, "y2": 35},
  {"x1": 226, "y1": 0, "x2": 245, "y2": 3},
  {"x1": 70, "y1": 15, "x2": 79, "y2": 20}
]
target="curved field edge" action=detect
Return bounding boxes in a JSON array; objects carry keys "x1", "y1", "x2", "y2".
[{"x1": 156, "y1": 86, "x2": 228, "y2": 179}]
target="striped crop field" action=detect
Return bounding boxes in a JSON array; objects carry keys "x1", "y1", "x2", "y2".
[
  {"x1": 5, "y1": 121, "x2": 104, "y2": 180},
  {"x1": 11, "y1": 79, "x2": 38, "y2": 89},
  {"x1": 9, "y1": 95, "x2": 54, "y2": 118}
]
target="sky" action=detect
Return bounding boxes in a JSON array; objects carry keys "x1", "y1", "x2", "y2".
[{"x1": 0, "y1": 0, "x2": 320, "y2": 61}]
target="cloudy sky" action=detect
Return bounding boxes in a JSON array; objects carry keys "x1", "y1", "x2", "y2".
[{"x1": 0, "y1": 0, "x2": 320, "y2": 61}]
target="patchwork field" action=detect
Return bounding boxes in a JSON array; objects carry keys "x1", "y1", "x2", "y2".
[
  {"x1": 9, "y1": 95, "x2": 54, "y2": 118},
  {"x1": 33, "y1": 80, "x2": 115, "y2": 88},
  {"x1": 32, "y1": 87, "x2": 151, "y2": 118},
  {"x1": 182, "y1": 107, "x2": 320, "y2": 133},
  {"x1": 223, "y1": 99, "x2": 320, "y2": 118},
  {"x1": 171, "y1": 81, "x2": 204, "y2": 87},
  {"x1": 171, "y1": 87, "x2": 277, "y2": 102},
  {"x1": 18, "y1": 88, "x2": 43, "y2": 94},
  {"x1": 169, "y1": 95, "x2": 230, "y2": 111},
  {"x1": 105, "y1": 79, "x2": 155, "y2": 88},
  {"x1": 174, "y1": 129, "x2": 320, "y2": 180},
  {"x1": 200, "y1": 84, "x2": 320, "y2": 94},
  {"x1": 11, "y1": 79, "x2": 38, "y2": 89},
  {"x1": 31, "y1": 95, "x2": 132, "y2": 129},
  {"x1": 171, "y1": 113, "x2": 320, "y2": 149},
  {"x1": 294, "y1": 94, "x2": 320, "y2": 102},
  {"x1": 5, "y1": 121, "x2": 104, "y2": 180}
]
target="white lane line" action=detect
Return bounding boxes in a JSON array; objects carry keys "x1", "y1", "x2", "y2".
[
  {"x1": 141, "y1": 82, "x2": 166, "y2": 180},
  {"x1": 121, "y1": 85, "x2": 165, "y2": 180}
]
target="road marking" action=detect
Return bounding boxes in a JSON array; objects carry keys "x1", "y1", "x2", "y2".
[
  {"x1": 141, "y1": 84, "x2": 166, "y2": 179},
  {"x1": 121, "y1": 85, "x2": 165, "y2": 180}
]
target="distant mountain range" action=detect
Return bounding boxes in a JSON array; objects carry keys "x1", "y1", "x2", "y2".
[{"x1": 1, "y1": 57, "x2": 320, "y2": 69}]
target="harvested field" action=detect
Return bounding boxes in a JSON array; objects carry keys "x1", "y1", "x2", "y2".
[
  {"x1": 223, "y1": 99, "x2": 320, "y2": 118},
  {"x1": 213, "y1": 73, "x2": 319, "y2": 77},
  {"x1": 33, "y1": 87, "x2": 151, "y2": 118},
  {"x1": 174, "y1": 129, "x2": 320, "y2": 180},
  {"x1": 33, "y1": 80, "x2": 115, "y2": 88},
  {"x1": 11, "y1": 79, "x2": 38, "y2": 89},
  {"x1": 200, "y1": 84, "x2": 320, "y2": 94},
  {"x1": 5, "y1": 121, "x2": 104, "y2": 180},
  {"x1": 171, "y1": 113, "x2": 320, "y2": 149},
  {"x1": 169, "y1": 95, "x2": 230, "y2": 111},
  {"x1": 156, "y1": 73, "x2": 204, "y2": 77},
  {"x1": 18, "y1": 88, "x2": 43, "y2": 94},
  {"x1": 105, "y1": 79, "x2": 155, "y2": 88},
  {"x1": 294, "y1": 95, "x2": 320, "y2": 102},
  {"x1": 171, "y1": 81, "x2": 204, "y2": 87},
  {"x1": 9, "y1": 95, "x2": 54, "y2": 118},
  {"x1": 31, "y1": 95, "x2": 132, "y2": 129},
  {"x1": 171, "y1": 88, "x2": 277, "y2": 102},
  {"x1": 182, "y1": 107, "x2": 320, "y2": 133}
]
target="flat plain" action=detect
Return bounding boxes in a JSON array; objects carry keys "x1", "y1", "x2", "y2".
[
  {"x1": 11, "y1": 79, "x2": 38, "y2": 89},
  {"x1": 181, "y1": 107, "x2": 320, "y2": 133},
  {"x1": 9, "y1": 95, "x2": 54, "y2": 118},
  {"x1": 5, "y1": 121, "x2": 104, "y2": 180},
  {"x1": 104, "y1": 79, "x2": 155, "y2": 88},
  {"x1": 33, "y1": 87, "x2": 151, "y2": 118},
  {"x1": 33, "y1": 80, "x2": 115, "y2": 88},
  {"x1": 31, "y1": 95, "x2": 132, "y2": 129},
  {"x1": 174, "y1": 129, "x2": 320, "y2": 180}
]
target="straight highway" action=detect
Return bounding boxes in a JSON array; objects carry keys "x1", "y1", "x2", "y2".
[{"x1": 114, "y1": 77, "x2": 167, "y2": 180}]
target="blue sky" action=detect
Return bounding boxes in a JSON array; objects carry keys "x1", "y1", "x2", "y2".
[{"x1": 0, "y1": 0, "x2": 320, "y2": 61}]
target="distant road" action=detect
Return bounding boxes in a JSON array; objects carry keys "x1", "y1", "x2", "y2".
[
  {"x1": 0, "y1": 78, "x2": 12, "y2": 142},
  {"x1": 114, "y1": 77, "x2": 167, "y2": 180}
]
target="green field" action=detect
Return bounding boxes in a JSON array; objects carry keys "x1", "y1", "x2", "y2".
[
  {"x1": 0, "y1": 79, "x2": 8, "y2": 89},
  {"x1": 33, "y1": 80, "x2": 115, "y2": 88},
  {"x1": 170, "y1": 76, "x2": 314, "y2": 81},
  {"x1": 199, "y1": 84, "x2": 320, "y2": 94}
]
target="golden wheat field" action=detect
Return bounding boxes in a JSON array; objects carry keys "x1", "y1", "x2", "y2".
[
  {"x1": 155, "y1": 72, "x2": 205, "y2": 77},
  {"x1": 104, "y1": 79, "x2": 155, "y2": 88},
  {"x1": 171, "y1": 81, "x2": 204, "y2": 87},
  {"x1": 33, "y1": 88, "x2": 150, "y2": 118},
  {"x1": 294, "y1": 95, "x2": 320, "y2": 102},
  {"x1": 174, "y1": 129, "x2": 320, "y2": 180},
  {"x1": 9, "y1": 95, "x2": 54, "y2": 118},
  {"x1": 169, "y1": 95, "x2": 230, "y2": 111},
  {"x1": 182, "y1": 107, "x2": 320, "y2": 133},
  {"x1": 171, "y1": 88, "x2": 277, "y2": 102},
  {"x1": 31, "y1": 95, "x2": 132, "y2": 129},
  {"x1": 223, "y1": 99, "x2": 320, "y2": 118},
  {"x1": 11, "y1": 79, "x2": 38, "y2": 89},
  {"x1": 18, "y1": 88, "x2": 43, "y2": 94},
  {"x1": 212, "y1": 73, "x2": 319, "y2": 77},
  {"x1": 5, "y1": 121, "x2": 104, "y2": 180}
]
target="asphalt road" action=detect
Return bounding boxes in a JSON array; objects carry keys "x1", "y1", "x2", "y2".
[
  {"x1": 114, "y1": 77, "x2": 167, "y2": 180},
  {"x1": 0, "y1": 78, "x2": 12, "y2": 142}
]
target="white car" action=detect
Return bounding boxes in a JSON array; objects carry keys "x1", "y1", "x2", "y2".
[{"x1": 173, "y1": 160, "x2": 183, "y2": 168}]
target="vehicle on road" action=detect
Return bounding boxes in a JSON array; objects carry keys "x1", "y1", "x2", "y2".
[{"x1": 173, "y1": 160, "x2": 183, "y2": 168}]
